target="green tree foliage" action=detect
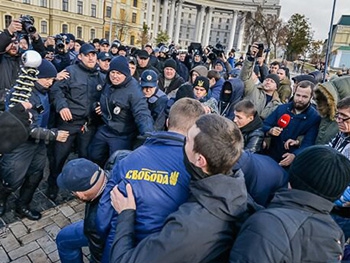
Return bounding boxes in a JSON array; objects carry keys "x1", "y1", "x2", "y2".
[
  {"x1": 245, "y1": 7, "x2": 288, "y2": 59},
  {"x1": 286, "y1": 13, "x2": 313, "y2": 60},
  {"x1": 155, "y1": 30, "x2": 170, "y2": 45},
  {"x1": 308, "y1": 40, "x2": 324, "y2": 64}
]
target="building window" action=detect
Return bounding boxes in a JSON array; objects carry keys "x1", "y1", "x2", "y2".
[
  {"x1": 5, "y1": 15, "x2": 12, "y2": 28},
  {"x1": 23, "y1": 0, "x2": 30, "y2": 4},
  {"x1": 132, "y1": 13, "x2": 137, "y2": 23},
  {"x1": 105, "y1": 31, "x2": 109, "y2": 39},
  {"x1": 133, "y1": 0, "x2": 137, "y2": 7},
  {"x1": 224, "y1": 38, "x2": 227, "y2": 43},
  {"x1": 62, "y1": 0, "x2": 68, "y2": 11},
  {"x1": 189, "y1": 14, "x2": 191, "y2": 19},
  {"x1": 40, "y1": 0, "x2": 47, "y2": 7},
  {"x1": 106, "y1": 6, "x2": 111, "y2": 18},
  {"x1": 130, "y1": 35, "x2": 135, "y2": 45},
  {"x1": 218, "y1": 24, "x2": 221, "y2": 29},
  {"x1": 62, "y1": 24, "x2": 68, "y2": 33},
  {"x1": 77, "y1": 26, "x2": 82, "y2": 38},
  {"x1": 219, "y1": 18, "x2": 222, "y2": 23},
  {"x1": 225, "y1": 25, "x2": 229, "y2": 30},
  {"x1": 77, "y1": 1, "x2": 83, "y2": 15},
  {"x1": 224, "y1": 32, "x2": 228, "y2": 37},
  {"x1": 91, "y1": 4, "x2": 96, "y2": 17},
  {"x1": 91, "y1": 29, "x2": 96, "y2": 39},
  {"x1": 211, "y1": 17, "x2": 214, "y2": 22},
  {"x1": 152, "y1": 5, "x2": 155, "y2": 12},
  {"x1": 226, "y1": 18, "x2": 230, "y2": 23},
  {"x1": 41, "y1": 21, "x2": 47, "y2": 34}
]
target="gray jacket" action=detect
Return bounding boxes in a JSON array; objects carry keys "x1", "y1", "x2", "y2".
[{"x1": 240, "y1": 58, "x2": 280, "y2": 119}]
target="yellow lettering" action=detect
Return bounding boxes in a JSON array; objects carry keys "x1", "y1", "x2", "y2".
[
  {"x1": 170, "y1": 172, "x2": 179, "y2": 186},
  {"x1": 131, "y1": 170, "x2": 138, "y2": 180},
  {"x1": 125, "y1": 170, "x2": 132, "y2": 179},
  {"x1": 162, "y1": 175, "x2": 169, "y2": 184},
  {"x1": 157, "y1": 174, "x2": 163, "y2": 183},
  {"x1": 150, "y1": 173, "x2": 157, "y2": 182}
]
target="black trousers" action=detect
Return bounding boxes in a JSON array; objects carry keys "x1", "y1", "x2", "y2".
[
  {"x1": 49, "y1": 120, "x2": 96, "y2": 187},
  {"x1": 0, "y1": 141, "x2": 46, "y2": 207}
]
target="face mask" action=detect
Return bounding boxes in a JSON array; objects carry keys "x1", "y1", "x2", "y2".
[{"x1": 182, "y1": 145, "x2": 208, "y2": 181}]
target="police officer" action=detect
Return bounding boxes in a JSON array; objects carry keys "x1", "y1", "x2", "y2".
[
  {"x1": 49, "y1": 43, "x2": 105, "y2": 200},
  {"x1": 0, "y1": 60, "x2": 69, "y2": 220},
  {"x1": 140, "y1": 69, "x2": 168, "y2": 130},
  {"x1": 88, "y1": 55, "x2": 154, "y2": 167}
]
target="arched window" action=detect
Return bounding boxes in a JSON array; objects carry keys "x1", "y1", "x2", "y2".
[
  {"x1": 62, "y1": 24, "x2": 68, "y2": 33},
  {"x1": 77, "y1": 26, "x2": 82, "y2": 39}
]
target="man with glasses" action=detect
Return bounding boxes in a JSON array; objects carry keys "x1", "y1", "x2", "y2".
[{"x1": 262, "y1": 80, "x2": 321, "y2": 167}]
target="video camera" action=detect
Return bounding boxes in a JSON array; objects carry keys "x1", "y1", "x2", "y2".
[
  {"x1": 54, "y1": 34, "x2": 68, "y2": 50},
  {"x1": 188, "y1": 42, "x2": 203, "y2": 56},
  {"x1": 208, "y1": 42, "x2": 226, "y2": 62},
  {"x1": 18, "y1": 15, "x2": 36, "y2": 35}
]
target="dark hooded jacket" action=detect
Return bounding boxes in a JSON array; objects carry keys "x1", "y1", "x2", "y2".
[
  {"x1": 230, "y1": 189, "x2": 344, "y2": 263},
  {"x1": 109, "y1": 171, "x2": 248, "y2": 263},
  {"x1": 158, "y1": 73, "x2": 185, "y2": 99},
  {"x1": 239, "y1": 112, "x2": 264, "y2": 153},
  {"x1": 218, "y1": 78, "x2": 244, "y2": 120}
]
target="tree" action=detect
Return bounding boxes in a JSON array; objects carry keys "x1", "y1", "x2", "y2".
[
  {"x1": 137, "y1": 23, "x2": 151, "y2": 48},
  {"x1": 308, "y1": 40, "x2": 323, "y2": 64},
  {"x1": 116, "y1": 8, "x2": 129, "y2": 42},
  {"x1": 244, "y1": 7, "x2": 288, "y2": 59},
  {"x1": 155, "y1": 30, "x2": 169, "y2": 46},
  {"x1": 286, "y1": 13, "x2": 313, "y2": 61}
]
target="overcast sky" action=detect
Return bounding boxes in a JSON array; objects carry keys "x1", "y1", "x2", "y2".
[{"x1": 279, "y1": 0, "x2": 350, "y2": 40}]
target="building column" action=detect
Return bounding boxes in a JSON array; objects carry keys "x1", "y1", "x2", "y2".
[
  {"x1": 173, "y1": 0, "x2": 183, "y2": 44},
  {"x1": 154, "y1": 0, "x2": 161, "y2": 37},
  {"x1": 227, "y1": 10, "x2": 238, "y2": 50},
  {"x1": 236, "y1": 12, "x2": 246, "y2": 52},
  {"x1": 146, "y1": 0, "x2": 153, "y2": 28},
  {"x1": 161, "y1": 0, "x2": 169, "y2": 32},
  {"x1": 195, "y1": 5, "x2": 205, "y2": 43},
  {"x1": 203, "y1": 7, "x2": 213, "y2": 47},
  {"x1": 168, "y1": 0, "x2": 176, "y2": 40}
]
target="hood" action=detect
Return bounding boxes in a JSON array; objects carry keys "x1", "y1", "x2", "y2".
[
  {"x1": 314, "y1": 82, "x2": 338, "y2": 120},
  {"x1": 190, "y1": 65, "x2": 208, "y2": 79},
  {"x1": 280, "y1": 77, "x2": 291, "y2": 86},
  {"x1": 270, "y1": 188, "x2": 334, "y2": 214},
  {"x1": 219, "y1": 78, "x2": 244, "y2": 104},
  {"x1": 190, "y1": 170, "x2": 248, "y2": 221},
  {"x1": 308, "y1": 71, "x2": 323, "y2": 84}
]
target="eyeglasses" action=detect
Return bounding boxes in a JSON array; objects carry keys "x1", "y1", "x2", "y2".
[{"x1": 335, "y1": 113, "x2": 350, "y2": 122}]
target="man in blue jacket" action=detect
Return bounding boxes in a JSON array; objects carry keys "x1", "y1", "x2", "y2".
[
  {"x1": 109, "y1": 114, "x2": 249, "y2": 263},
  {"x1": 97, "y1": 98, "x2": 205, "y2": 262},
  {"x1": 262, "y1": 80, "x2": 321, "y2": 167}
]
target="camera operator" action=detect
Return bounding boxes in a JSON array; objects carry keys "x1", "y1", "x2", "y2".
[
  {"x1": 51, "y1": 34, "x2": 71, "y2": 72},
  {"x1": 0, "y1": 17, "x2": 45, "y2": 112}
]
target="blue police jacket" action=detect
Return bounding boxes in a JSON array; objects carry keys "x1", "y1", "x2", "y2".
[{"x1": 96, "y1": 131, "x2": 191, "y2": 262}]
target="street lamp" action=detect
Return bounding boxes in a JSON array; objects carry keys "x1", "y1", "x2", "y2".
[{"x1": 323, "y1": 0, "x2": 337, "y2": 82}]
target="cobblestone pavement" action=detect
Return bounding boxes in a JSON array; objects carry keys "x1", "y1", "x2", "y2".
[{"x1": 0, "y1": 181, "x2": 88, "y2": 262}]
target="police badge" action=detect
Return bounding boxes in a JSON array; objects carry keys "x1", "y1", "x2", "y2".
[
  {"x1": 96, "y1": 84, "x2": 103, "y2": 91},
  {"x1": 113, "y1": 106, "x2": 121, "y2": 115}
]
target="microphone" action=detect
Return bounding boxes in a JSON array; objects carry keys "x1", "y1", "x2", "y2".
[{"x1": 277, "y1": 114, "x2": 291, "y2": 129}]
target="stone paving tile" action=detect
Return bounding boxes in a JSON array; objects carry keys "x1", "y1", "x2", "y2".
[
  {"x1": 59, "y1": 205, "x2": 76, "y2": 218},
  {"x1": 8, "y1": 241, "x2": 39, "y2": 261},
  {"x1": 27, "y1": 248, "x2": 51, "y2": 263},
  {"x1": 48, "y1": 249, "x2": 60, "y2": 263},
  {"x1": 36, "y1": 235, "x2": 57, "y2": 255},
  {"x1": 9, "y1": 256, "x2": 31, "y2": 263},
  {"x1": 9, "y1": 222, "x2": 28, "y2": 239},
  {"x1": 44, "y1": 223, "x2": 61, "y2": 240},
  {"x1": 51, "y1": 212, "x2": 71, "y2": 229},
  {"x1": 0, "y1": 231, "x2": 21, "y2": 252},
  {"x1": 19, "y1": 229, "x2": 47, "y2": 245},
  {"x1": 0, "y1": 246, "x2": 10, "y2": 263},
  {"x1": 68, "y1": 211, "x2": 85, "y2": 223}
]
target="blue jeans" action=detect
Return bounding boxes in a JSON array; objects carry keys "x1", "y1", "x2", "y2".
[{"x1": 56, "y1": 220, "x2": 88, "y2": 263}]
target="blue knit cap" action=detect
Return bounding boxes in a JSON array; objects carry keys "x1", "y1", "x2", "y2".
[
  {"x1": 109, "y1": 56, "x2": 130, "y2": 77},
  {"x1": 37, "y1": 59, "x2": 57, "y2": 79}
]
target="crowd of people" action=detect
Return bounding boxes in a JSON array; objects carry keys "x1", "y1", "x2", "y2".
[{"x1": 2, "y1": 16, "x2": 350, "y2": 263}]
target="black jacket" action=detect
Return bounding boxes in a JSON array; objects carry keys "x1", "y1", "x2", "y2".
[
  {"x1": 158, "y1": 73, "x2": 185, "y2": 98},
  {"x1": 230, "y1": 189, "x2": 344, "y2": 263},
  {"x1": 239, "y1": 113, "x2": 264, "y2": 153},
  {"x1": 100, "y1": 76, "x2": 154, "y2": 136},
  {"x1": 109, "y1": 171, "x2": 248, "y2": 263},
  {"x1": 51, "y1": 62, "x2": 105, "y2": 124}
]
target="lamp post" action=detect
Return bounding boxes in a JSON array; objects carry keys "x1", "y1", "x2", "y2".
[{"x1": 323, "y1": 0, "x2": 337, "y2": 82}]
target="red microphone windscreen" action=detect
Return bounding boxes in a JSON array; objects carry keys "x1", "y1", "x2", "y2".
[{"x1": 277, "y1": 114, "x2": 291, "y2": 128}]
